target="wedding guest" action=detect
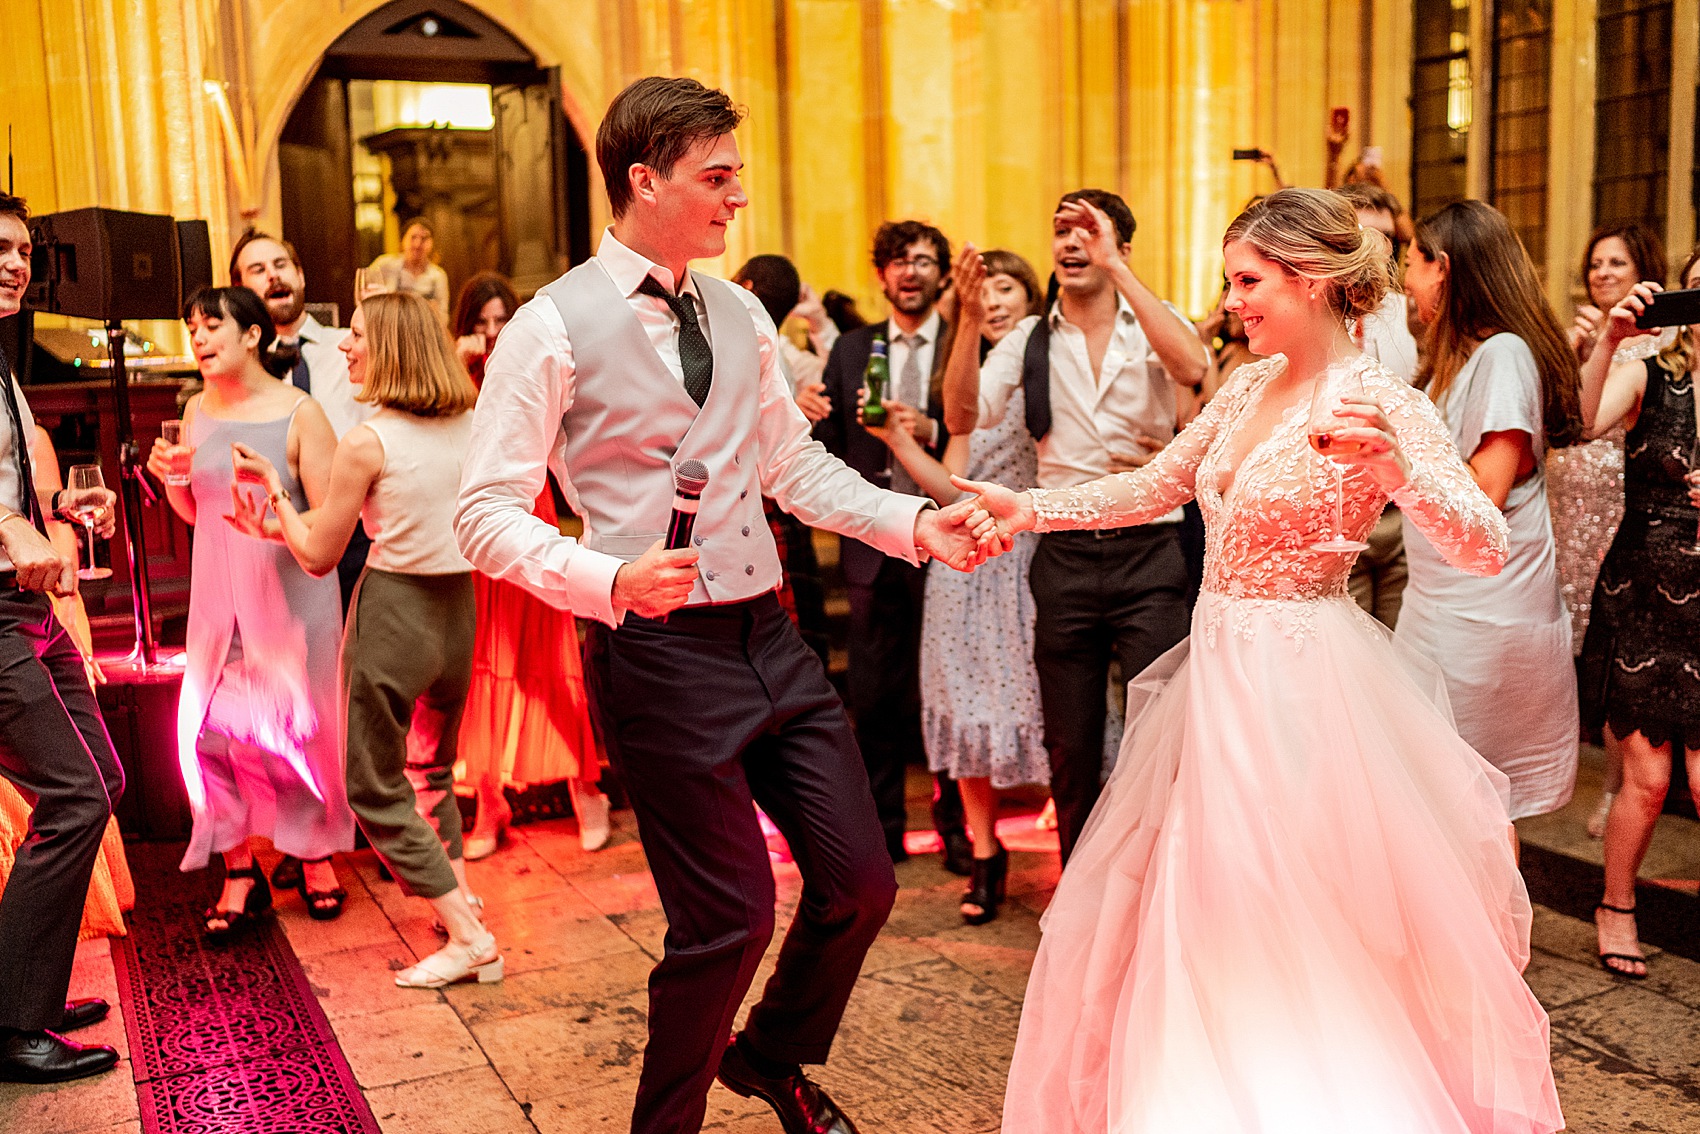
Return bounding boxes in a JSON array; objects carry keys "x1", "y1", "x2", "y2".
[
  {"x1": 148, "y1": 287, "x2": 353, "y2": 932},
  {"x1": 734, "y1": 255, "x2": 832, "y2": 665},
  {"x1": 449, "y1": 272, "x2": 609, "y2": 857},
  {"x1": 943, "y1": 189, "x2": 1210, "y2": 863},
  {"x1": 0, "y1": 191, "x2": 125, "y2": 1084},
  {"x1": 1576, "y1": 253, "x2": 1700, "y2": 979},
  {"x1": 866, "y1": 247, "x2": 1050, "y2": 924},
  {"x1": 366, "y1": 218, "x2": 452, "y2": 321},
  {"x1": 1397, "y1": 200, "x2": 1582, "y2": 820},
  {"x1": 817, "y1": 220, "x2": 970, "y2": 872},
  {"x1": 1551, "y1": 225, "x2": 1666, "y2": 838},
  {"x1": 228, "y1": 291, "x2": 501, "y2": 987}
]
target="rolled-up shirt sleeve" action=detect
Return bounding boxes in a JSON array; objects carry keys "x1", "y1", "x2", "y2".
[
  {"x1": 454, "y1": 302, "x2": 627, "y2": 626},
  {"x1": 736, "y1": 291, "x2": 929, "y2": 564},
  {"x1": 976, "y1": 316, "x2": 1035, "y2": 428}
]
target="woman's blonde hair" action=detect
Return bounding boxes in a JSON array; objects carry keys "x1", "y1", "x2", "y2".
[
  {"x1": 356, "y1": 291, "x2": 477, "y2": 417},
  {"x1": 1412, "y1": 200, "x2": 1581, "y2": 448},
  {"x1": 1223, "y1": 187, "x2": 1393, "y2": 322},
  {"x1": 1656, "y1": 243, "x2": 1700, "y2": 382}
]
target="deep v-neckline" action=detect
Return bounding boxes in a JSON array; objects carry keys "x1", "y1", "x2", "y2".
[{"x1": 1215, "y1": 366, "x2": 1304, "y2": 513}]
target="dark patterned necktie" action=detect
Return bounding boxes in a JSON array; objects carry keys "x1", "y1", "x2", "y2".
[{"x1": 637, "y1": 275, "x2": 713, "y2": 407}]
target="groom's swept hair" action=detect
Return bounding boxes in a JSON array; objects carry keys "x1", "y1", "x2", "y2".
[{"x1": 597, "y1": 77, "x2": 745, "y2": 218}]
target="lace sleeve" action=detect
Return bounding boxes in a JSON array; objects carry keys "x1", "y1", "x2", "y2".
[
  {"x1": 1379, "y1": 376, "x2": 1509, "y2": 576},
  {"x1": 1029, "y1": 359, "x2": 1266, "y2": 532}
]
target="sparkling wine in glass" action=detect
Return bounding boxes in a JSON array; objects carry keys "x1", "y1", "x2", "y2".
[
  {"x1": 1307, "y1": 364, "x2": 1371, "y2": 553},
  {"x1": 66, "y1": 464, "x2": 113, "y2": 580}
]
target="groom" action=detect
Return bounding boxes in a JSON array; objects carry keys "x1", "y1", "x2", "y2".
[{"x1": 456, "y1": 76, "x2": 989, "y2": 1134}]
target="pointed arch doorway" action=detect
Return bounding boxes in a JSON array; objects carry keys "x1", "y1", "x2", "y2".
[{"x1": 277, "y1": 0, "x2": 591, "y2": 321}]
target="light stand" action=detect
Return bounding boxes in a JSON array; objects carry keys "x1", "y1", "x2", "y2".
[{"x1": 104, "y1": 323, "x2": 159, "y2": 666}]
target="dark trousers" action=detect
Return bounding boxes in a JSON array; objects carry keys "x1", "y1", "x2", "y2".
[
  {"x1": 583, "y1": 594, "x2": 897, "y2": 1134},
  {"x1": 0, "y1": 591, "x2": 124, "y2": 1031},
  {"x1": 1030, "y1": 526, "x2": 1190, "y2": 863},
  {"x1": 847, "y1": 558, "x2": 961, "y2": 853}
]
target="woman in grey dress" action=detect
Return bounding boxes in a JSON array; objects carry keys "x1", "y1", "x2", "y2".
[
  {"x1": 148, "y1": 287, "x2": 351, "y2": 938},
  {"x1": 868, "y1": 250, "x2": 1052, "y2": 925}
]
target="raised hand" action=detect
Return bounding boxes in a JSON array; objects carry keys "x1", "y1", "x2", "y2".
[
  {"x1": 222, "y1": 482, "x2": 281, "y2": 541},
  {"x1": 612, "y1": 539, "x2": 700, "y2": 619},
  {"x1": 794, "y1": 380, "x2": 832, "y2": 424},
  {"x1": 230, "y1": 441, "x2": 284, "y2": 498},
  {"x1": 1055, "y1": 198, "x2": 1124, "y2": 269},
  {"x1": 147, "y1": 435, "x2": 191, "y2": 487},
  {"x1": 1602, "y1": 282, "x2": 1663, "y2": 351},
  {"x1": 57, "y1": 487, "x2": 118, "y2": 539},
  {"x1": 1569, "y1": 304, "x2": 1604, "y2": 360},
  {"x1": 952, "y1": 244, "x2": 987, "y2": 326}
]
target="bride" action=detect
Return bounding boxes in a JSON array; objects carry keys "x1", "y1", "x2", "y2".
[{"x1": 958, "y1": 189, "x2": 1563, "y2": 1132}]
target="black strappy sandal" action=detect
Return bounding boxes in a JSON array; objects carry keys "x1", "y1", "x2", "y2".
[
  {"x1": 204, "y1": 864, "x2": 273, "y2": 942},
  {"x1": 298, "y1": 856, "x2": 347, "y2": 922},
  {"x1": 961, "y1": 844, "x2": 1009, "y2": 926},
  {"x1": 1595, "y1": 902, "x2": 1648, "y2": 980}
]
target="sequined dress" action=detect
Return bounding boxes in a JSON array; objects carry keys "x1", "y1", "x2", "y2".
[
  {"x1": 1002, "y1": 356, "x2": 1561, "y2": 1133},
  {"x1": 1578, "y1": 358, "x2": 1700, "y2": 750}
]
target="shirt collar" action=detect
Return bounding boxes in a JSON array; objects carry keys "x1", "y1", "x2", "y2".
[
  {"x1": 598, "y1": 227, "x2": 701, "y2": 302},
  {"x1": 1048, "y1": 292, "x2": 1137, "y2": 330},
  {"x1": 887, "y1": 309, "x2": 942, "y2": 345},
  {"x1": 293, "y1": 313, "x2": 331, "y2": 344}
]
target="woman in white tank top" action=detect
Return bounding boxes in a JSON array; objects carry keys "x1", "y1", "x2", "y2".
[{"x1": 229, "y1": 292, "x2": 499, "y2": 989}]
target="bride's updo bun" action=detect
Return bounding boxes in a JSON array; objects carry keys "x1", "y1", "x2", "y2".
[{"x1": 1224, "y1": 188, "x2": 1393, "y2": 322}]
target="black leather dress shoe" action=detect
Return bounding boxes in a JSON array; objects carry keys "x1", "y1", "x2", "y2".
[
  {"x1": 0, "y1": 1029, "x2": 119, "y2": 1083},
  {"x1": 940, "y1": 829, "x2": 974, "y2": 876},
  {"x1": 716, "y1": 1038, "x2": 859, "y2": 1134},
  {"x1": 60, "y1": 998, "x2": 110, "y2": 1033}
]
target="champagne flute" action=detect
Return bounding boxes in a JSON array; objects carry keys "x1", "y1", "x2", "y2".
[
  {"x1": 66, "y1": 464, "x2": 113, "y2": 581},
  {"x1": 160, "y1": 420, "x2": 192, "y2": 486},
  {"x1": 1306, "y1": 364, "x2": 1371, "y2": 553}
]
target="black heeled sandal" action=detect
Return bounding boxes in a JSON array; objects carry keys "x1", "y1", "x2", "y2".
[
  {"x1": 1595, "y1": 902, "x2": 1648, "y2": 980},
  {"x1": 204, "y1": 864, "x2": 273, "y2": 942},
  {"x1": 298, "y1": 856, "x2": 347, "y2": 922},
  {"x1": 961, "y1": 845, "x2": 1009, "y2": 926}
]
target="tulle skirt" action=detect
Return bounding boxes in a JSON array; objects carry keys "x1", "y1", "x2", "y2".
[{"x1": 1003, "y1": 592, "x2": 1562, "y2": 1134}]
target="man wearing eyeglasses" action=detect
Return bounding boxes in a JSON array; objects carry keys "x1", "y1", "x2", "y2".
[{"x1": 816, "y1": 220, "x2": 969, "y2": 872}]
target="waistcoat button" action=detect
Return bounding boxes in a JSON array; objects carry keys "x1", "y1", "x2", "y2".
[
  {"x1": 705, "y1": 569, "x2": 716, "y2": 581},
  {"x1": 745, "y1": 564, "x2": 754, "y2": 575},
  {"x1": 741, "y1": 526, "x2": 751, "y2": 537},
  {"x1": 694, "y1": 536, "x2": 704, "y2": 547},
  {"x1": 739, "y1": 490, "x2": 748, "y2": 500}
]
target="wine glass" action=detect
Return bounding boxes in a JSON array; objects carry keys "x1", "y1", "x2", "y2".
[
  {"x1": 1306, "y1": 364, "x2": 1371, "y2": 553},
  {"x1": 66, "y1": 465, "x2": 113, "y2": 581},
  {"x1": 160, "y1": 420, "x2": 192, "y2": 486}
]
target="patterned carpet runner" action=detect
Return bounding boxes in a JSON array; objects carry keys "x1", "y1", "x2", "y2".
[{"x1": 110, "y1": 844, "x2": 382, "y2": 1134}]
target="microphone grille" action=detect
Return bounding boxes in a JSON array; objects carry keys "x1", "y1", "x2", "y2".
[{"x1": 673, "y1": 459, "x2": 710, "y2": 494}]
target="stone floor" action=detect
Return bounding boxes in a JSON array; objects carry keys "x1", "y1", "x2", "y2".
[{"x1": 6, "y1": 749, "x2": 1700, "y2": 1133}]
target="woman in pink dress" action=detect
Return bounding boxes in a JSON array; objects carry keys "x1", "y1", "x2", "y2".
[{"x1": 960, "y1": 190, "x2": 1561, "y2": 1132}]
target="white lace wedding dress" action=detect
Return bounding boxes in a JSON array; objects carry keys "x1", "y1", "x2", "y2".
[{"x1": 1003, "y1": 355, "x2": 1563, "y2": 1133}]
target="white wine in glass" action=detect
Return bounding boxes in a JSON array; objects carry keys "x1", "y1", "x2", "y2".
[
  {"x1": 1306, "y1": 364, "x2": 1371, "y2": 553},
  {"x1": 66, "y1": 464, "x2": 113, "y2": 581}
]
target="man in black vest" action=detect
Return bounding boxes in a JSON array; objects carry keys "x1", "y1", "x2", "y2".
[
  {"x1": 945, "y1": 191, "x2": 1210, "y2": 863},
  {"x1": 0, "y1": 192, "x2": 126, "y2": 1084},
  {"x1": 816, "y1": 221, "x2": 969, "y2": 872}
]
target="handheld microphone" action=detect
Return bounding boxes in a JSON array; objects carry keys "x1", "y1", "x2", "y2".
[{"x1": 666, "y1": 460, "x2": 711, "y2": 551}]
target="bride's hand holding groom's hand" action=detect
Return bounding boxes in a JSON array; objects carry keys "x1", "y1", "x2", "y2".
[
  {"x1": 1325, "y1": 395, "x2": 1413, "y2": 494},
  {"x1": 949, "y1": 475, "x2": 1030, "y2": 557}
]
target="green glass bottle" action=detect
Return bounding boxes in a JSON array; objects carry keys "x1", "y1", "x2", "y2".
[{"x1": 859, "y1": 338, "x2": 890, "y2": 428}]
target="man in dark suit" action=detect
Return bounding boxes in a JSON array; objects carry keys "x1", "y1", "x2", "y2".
[
  {"x1": 0, "y1": 192, "x2": 125, "y2": 1084},
  {"x1": 815, "y1": 221, "x2": 968, "y2": 872}
]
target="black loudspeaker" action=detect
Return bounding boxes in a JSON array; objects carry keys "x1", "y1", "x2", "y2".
[
  {"x1": 175, "y1": 219, "x2": 213, "y2": 305},
  {"x1": 26, "y1": 207, "x2": 182, "y2": 321}
]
